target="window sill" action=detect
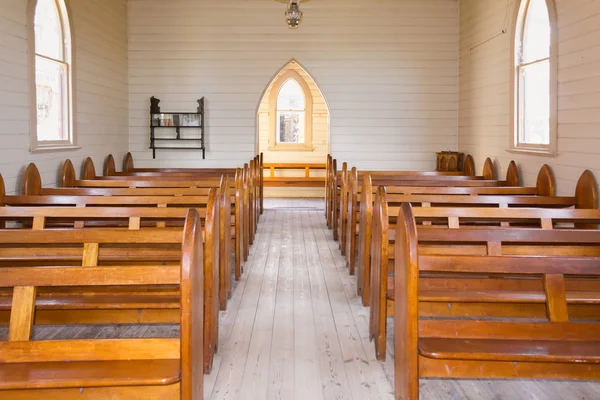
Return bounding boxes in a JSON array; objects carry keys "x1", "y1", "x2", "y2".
[
  {"x1": 30, "y1": 144, "x2": 81, "y2": 154},
  {"x1": 268, "y1": 145, "x2": 315, "y2": 152},
  {"x1": 506, "y1": 147, "x2": 556, "y2": 158}
]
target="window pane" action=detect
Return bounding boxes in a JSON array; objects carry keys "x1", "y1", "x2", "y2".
[
  {"x1": 35, "y1": 0, "x2": 64, "y2": 60},
  {"x1": 36, "y1": 55, "x2": 67, "y2": 141},
  {"x1": 521, "y1": 0, "x2": 550, "y2": 63},
  {"x1": 520, "y1": 60, "x2": 550, "y2": 145},
  {"x1": 277, "y1": 111, "x2": 305, "y2": 144},
  {"x1": 277, "y1": 79, "x2": 305, "y2": 110}
]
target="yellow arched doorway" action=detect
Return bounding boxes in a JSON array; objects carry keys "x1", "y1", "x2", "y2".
[{"x1": 257, "y1": 60, "x2": 330, "y2": 198}]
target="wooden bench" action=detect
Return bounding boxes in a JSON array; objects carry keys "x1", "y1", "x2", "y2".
[
  {"x1": 325, "y1": 154, "x2": 482, "y2": 231},
  {"x1": 69, "y1": 157, "x2": 258, "y2": 248},
  {"x1": 341, "y1": 159, "x2": 524, "y2": 267},
  {"x1": 355, "y1": 167, "x2": 597, "y2": 305},
  {"x1": 336, "y1": 157, "x2": 514, "y2": 252},
  {"x1": 330, "y1": 156, "x2": 497, "y2": 243},
  {"x1": 110, "y1": 151, "x2": 264, "y2": 216},
  {"x1": 16, "y1": 163, "x2": 247, "y2": 280},
  {"x1": 0, "y1": 209, "x2": 204, "y2": 399},
  {"x1": 0, "y1": 201, "x2": 221, "y2": 373},
  {"x1": 263, "y1": 162, "x2": 326, "y2": 188},
  {"x1": 393, "y1": 203, "x2": 600, "y2": 399},
  {"x1": 369, "y1": 185, "x2": 599, "y2": 360}
]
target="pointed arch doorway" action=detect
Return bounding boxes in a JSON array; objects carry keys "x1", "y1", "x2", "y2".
[{"x1": 257, "y1": 60, "x2": 330, "y2": 198}]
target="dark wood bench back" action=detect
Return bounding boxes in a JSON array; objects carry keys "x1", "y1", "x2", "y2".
[
  {"x1": 118, "y1": 151, "x2": 265, "y2": 216},
  {"x1": 369, "y1": 187, "x2": 600, "y2": 360},
  {"x1": 0, "y1": 209, "x2": 203, "y2": 398},
  {"x1": 393, "y1": 203, "x2": 600, "y2": 399}
]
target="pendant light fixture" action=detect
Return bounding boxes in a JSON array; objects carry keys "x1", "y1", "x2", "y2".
[{"x1": 285, "y1": 0, "x2": 303, "y2": 29}]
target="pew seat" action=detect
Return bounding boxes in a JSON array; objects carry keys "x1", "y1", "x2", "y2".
[
  {"x1": 0, "y1": 359, "x2": 181, "y2": 390},
  {"x1": 419, "y1": 338, "x2": 600, "y2": 364}
]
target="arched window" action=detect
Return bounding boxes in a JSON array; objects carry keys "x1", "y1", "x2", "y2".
[
  {"x1": 29, "y1": 0, "x2": 75, "y2": 151},
  {"x1": 511, "y1": 0, "x2": 557, "y2": 155},
  {"x1": 269, "y1": 70, "x2": 313, "y2": 150},
  {"x1": 277, "y1": 79, "x2": 305, "y2": 144}
]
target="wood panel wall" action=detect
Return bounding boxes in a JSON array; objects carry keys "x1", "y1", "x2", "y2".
[
  {"x1": 128, "y1": 0, "x2": 459, "y2": 170},
  {"x1": 0, "y1": 0, "x2": 129, "y2": 193},
  {"x1": 459, "y1": 0, "x2": 600, "y2": 197}
]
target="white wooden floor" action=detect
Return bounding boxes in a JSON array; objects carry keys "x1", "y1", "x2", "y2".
[{"x1": 206, "y1": 199, "x2": 600, "y2": 400}]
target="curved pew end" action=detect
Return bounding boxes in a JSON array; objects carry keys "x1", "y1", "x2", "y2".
[
  {"x1": 259, "y1": 152, "x2": 264, "y2": 215},
  {"x1": 180, "y1": 208, "x2": 204, "y2": 398},
  {"x1": 203, "y1": 188, "x2": 220, "y2": 375},
  {"x1": 123, "y1": 152, "x2": 134, "y2": 173},
  {"x1": 82, "y1": 157, "x2": 97, "y2": 180},
  {"x1": 536, "y1": 165, "x2": 556, "y2": 197},
  {"x1": 60, "y1": 160, "x2": 77, "y2": 188},
  {"x1": 369, "y1": 185, "x2": 389, "y2": 361},
  {"x1": 218, "y1": 176, "x2": 233, "y2": 310},
  {"x1": 505, "y1": 161, "x2": 520, "y2": 187},
  {"x1": 328, "y1": 158, "x2": 337, "y2": 230},
  {"x1": 104, "y1": 154, "x2": 116, "y2": 176},
  {"x1": 482, "y1": 158, "x2": 495, "y2": 180},
  {"x1": 234, "y1": 167, "x2": 244, "y2": 280},
  {"x1": 394, "y1": 202, "x2": 420, "y2": 400},
  {"x1": 346, "y1": 167, "x2": 359, "y2": 275},
  {"x1": 575, "y1": 170, "x2": 599, "y2": 210},
  {"x1": 22, "y1": 163, "x2": 42, "y2": 195},
  {"x1": 0, "y1": 173, "x2": 5, "y2": 206},
  {"x1": 463, "y1": 155, "x2": 475, "y2": 176},
  {"x1": 358, "y1": 174, "x2": 373, "y2": 306}
]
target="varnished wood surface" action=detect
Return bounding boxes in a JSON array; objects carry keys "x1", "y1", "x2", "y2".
[
  {"x1": 2, "y1": 200, "x2": 599, "y2": 399},
  {"x1": 203, "y1": 201, "x2": 600, "y2": 399}
]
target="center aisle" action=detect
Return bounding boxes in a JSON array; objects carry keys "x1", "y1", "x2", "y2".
[
  {"x1": 205, "y1": 199, "x2": 600, "y2": 400},
  {"x1": 205, "y1": 199, "x2": 395, "y2": 400}
]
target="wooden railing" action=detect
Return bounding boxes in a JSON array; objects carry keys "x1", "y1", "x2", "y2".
[{"x1": 263, "y1": 163, "x2": 326, "y2": 188}]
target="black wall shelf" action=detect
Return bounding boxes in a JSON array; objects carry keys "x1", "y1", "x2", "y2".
[{"x1": 149, "y1": 96, "x2": 205, "y2": 159}]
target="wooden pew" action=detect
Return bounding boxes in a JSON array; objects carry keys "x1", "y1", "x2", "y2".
[
  {"x1": 0, "y1": 209, "x2": 204, "y2": 399},
  {"x1": 338, "y1": 158, "x2": 512, "y2": 256},
  {"x1": 262, "y1": 162, "x2": 326, "y2": 188},
  {"x1": 109, "y1": 151, "x2": 264, "y2": 216},
  {"x1": 325, "y1": 154, "x2": 481, "y2": 233},
  {"x1": 354, "y1": 164, "x2": 568, "y2": 302},
  {"x1": 330, "y1": 156, "x2": 494, "y2": 244},
  {"x1": 0, "y1": 198, "x2": 221, "y2": 373},
  {"x1": 369, "y1": 180, "x2": 599, "y2": 360},
  {"x1": 393, "y1": 203, "x2": 600, "y2": 399},
  {"x1": 361, "y1": 168, "x2": 596, "y2": 306},
  {"x1": 343, "y1": 160, "x2": 522, "y2": 266},
  {"x1": 17, "y1": 163, "x2": 247, "y2": 281},
  {"x1": 74, "y1": 157, "x2": 258, "y2": 247},
  {"x1": 3, "y1": 181, "x2": 234, "y2": 298}
]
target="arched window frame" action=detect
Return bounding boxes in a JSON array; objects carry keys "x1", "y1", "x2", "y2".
[
  {"x1": 510, "y1": 0, "x2": 558, "y2": 156},
  {"x1": 269, "y1": 70, "x2": 314, "y2": 151},
  {"x1": 28, "y1": 0, "x2": 78, "y2": 152}
]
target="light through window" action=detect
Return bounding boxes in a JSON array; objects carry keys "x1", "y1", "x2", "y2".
[
  {"x1": 515, "y1": 0, "x2": 552, "y2": 148},
  {"x1": 33, "y1": 0, "x2": 72, "y2": 145},
  {"x1": 276, "y1": 79, "x2": 305, "y2": 144}
]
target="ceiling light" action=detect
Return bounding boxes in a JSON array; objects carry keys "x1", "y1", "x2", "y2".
[{"x1": 285, "y1": 0, "x2": 303, "y2": 29}]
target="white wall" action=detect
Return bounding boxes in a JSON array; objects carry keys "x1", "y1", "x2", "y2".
[
  {"x1": 128, "y1": 0, "x2": 459, "y2": 170},
  {"x1": 459, "y1": 0, "x2": 600, "y2": 196},
  {"x1": 0, "y1": 0, "x2": 129, "y2": 193}
]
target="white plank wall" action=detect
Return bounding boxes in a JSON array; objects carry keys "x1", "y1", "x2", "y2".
[
  {"x1": 459, "y1": 0, "x2": 600, "y2": 197},
  {"x1": 128, "y1": 0, "x2": 459, "y2": 170},
  {"x1": 0, "y1": 0, "x2": 129, "y2": 193}
]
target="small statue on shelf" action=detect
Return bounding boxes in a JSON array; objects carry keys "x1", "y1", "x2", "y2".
[{"x1": 150, "y1": 96, "x2": 161, "y2": 114}]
